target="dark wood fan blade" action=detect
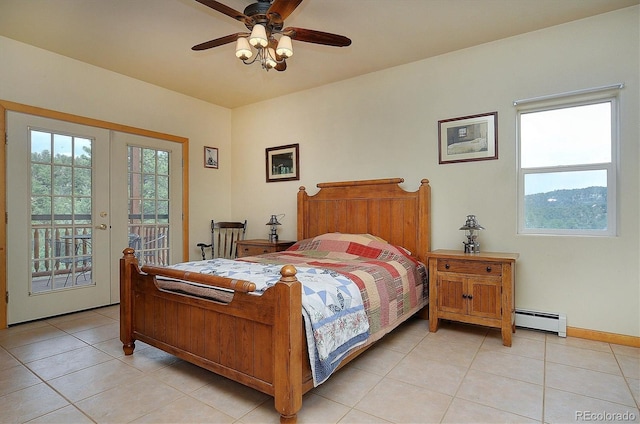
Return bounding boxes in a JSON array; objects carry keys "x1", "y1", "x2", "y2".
[
  {"x1": 268, "y1": 0, "x2": 303, "y2": 21},
  {"x1": 283, "y1": 27, "x2": 351, "y2": 47},
  {"x1": 192, "y1": 33, "x2": 247, "y2": 51},
  {"x1": 195, "y1": 0, "x2": 253, "y2": 25}
]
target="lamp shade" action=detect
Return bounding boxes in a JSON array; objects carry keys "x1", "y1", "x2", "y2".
[
  {"x1": 276, "y1": 35, "x2": 293, "y2": 58},
  {"x1": 235, "y1": 37, "x2": 253, "y2": 60},
  {"x1": 266, "y1": 214, "x2": 282, "y2": 226},
  {"x1": 459, "y1": 214, "x2": 484, "y2": 231},
  {"x1": 249, "y1": 24, "x2": 268, "y2": 48},
  {"x1": 265, "y1": 48, "x2": 277, "y2": 68}
]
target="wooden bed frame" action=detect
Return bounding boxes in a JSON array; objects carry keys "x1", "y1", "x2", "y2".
[{"x1": 120, "y1": 178, "x2": 431, "y2": 423}]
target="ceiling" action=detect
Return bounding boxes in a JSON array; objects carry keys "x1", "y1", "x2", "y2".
[{"x1": 0, "y1": 0, "x2": 637, "y2": 109}]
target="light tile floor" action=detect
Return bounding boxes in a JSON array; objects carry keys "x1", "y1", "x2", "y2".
[{"x1": 0, "y1": 305, "x2": 638, "y2": 423}]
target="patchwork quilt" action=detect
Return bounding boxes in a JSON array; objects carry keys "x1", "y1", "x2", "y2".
[{"x1": 244, "y1": 233, "x2": 428, "y2": 333}]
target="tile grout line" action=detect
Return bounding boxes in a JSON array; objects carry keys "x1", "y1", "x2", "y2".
[
  {"x1": 446, "y1": 329, "x2": 547, "y2": 423},
  {"x1": 611, "y1": 344, "x2": 640, "y2": 409},
  {"x1": 0, "y1": 323, "x2": 98, "y2": 423},
  {"x1": 545, "y1": 337, "x2": 640, "y2": 413},
  {"x1": 434, "y1": 327, "x2": 487, "y2": 423},
  {"x1": 3, "y1": 313, "x2": 126, "y2": 423},
  {"x1": 337, "y1": 322, "x2": 432, "y2": 423}
]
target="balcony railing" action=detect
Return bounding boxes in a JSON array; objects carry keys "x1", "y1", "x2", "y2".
[{"x1": 30, "y1": 216, "x2": 169, "y2": 293}]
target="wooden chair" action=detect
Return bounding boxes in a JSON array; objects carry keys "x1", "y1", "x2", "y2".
[{"x1": 197, "y1": 220, "x2": 247, "y2": 260}]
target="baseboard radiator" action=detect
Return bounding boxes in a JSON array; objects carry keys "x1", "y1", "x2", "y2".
[{"x1": 515, "y1": 309, "x2": 567, "y2": 337}]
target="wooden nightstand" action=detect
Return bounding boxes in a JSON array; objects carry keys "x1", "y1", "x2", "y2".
[
  {"x1": 236, "y1": 239, "x2": 296, "y2": 258},
  {"x1": 427, "y1": 249, "x2": 519, "y2": 346}
]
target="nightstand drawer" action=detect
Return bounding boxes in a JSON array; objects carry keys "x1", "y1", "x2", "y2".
[
  {"x1": 437, "y1": 259, "x2": 502, "y2": 276},
  {"x1": 236, "y1": 240, "x2": 296, "y2": 258},
  {"x1": 239, "y1": 245, "x2": 274, "y2": 256}
]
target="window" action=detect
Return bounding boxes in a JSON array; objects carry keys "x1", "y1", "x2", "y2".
[{"x1": 517, "y1": 92, "x2": 618, "y2": 236}]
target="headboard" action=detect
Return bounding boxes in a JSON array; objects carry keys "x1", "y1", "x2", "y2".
[{"x1": 297, "y1": 178, "x2": 431, "y2": 262}]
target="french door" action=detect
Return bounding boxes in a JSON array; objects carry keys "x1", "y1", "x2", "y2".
[
  {"x1": 108, "y1": 130, "x2": 183, "y2": 304},
  {"x1": 6, "y1": 112, "x2": 183, "y2": 324}
]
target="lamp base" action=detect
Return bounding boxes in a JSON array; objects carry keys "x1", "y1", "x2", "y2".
[
  {"x1": 463, "y1": 241, "x2": 480, "y2": 253},
  {"x1": 269, "y1": 233, "x2": 278, "y2": 243}
]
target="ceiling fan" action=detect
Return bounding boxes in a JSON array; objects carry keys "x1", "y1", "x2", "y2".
[{"x1": 192, "y1": 0, "x2": 352, "y2": 71}]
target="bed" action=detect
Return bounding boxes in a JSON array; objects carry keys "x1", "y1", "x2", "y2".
[{"x1": 120, "y1": 178, "x2": 431, "y2": 423}]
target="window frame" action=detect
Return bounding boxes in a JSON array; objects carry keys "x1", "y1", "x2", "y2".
[{"x1": 516, "y1": 93, "x2": 619, "y2": 236}]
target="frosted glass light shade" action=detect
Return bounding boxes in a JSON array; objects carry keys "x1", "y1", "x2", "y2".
[
  {"x1": 276, "y1": 35, "x2": 293, "y2": 58},
  {"x1": 265, "y1": 48, "x2": 277, "y2": 68},
  {"x1": 235, "y1": 37, "x2": 253, "y2": 60},
  {"x1": 249, "y1": 24, "x2": 268, "y2": 48}
]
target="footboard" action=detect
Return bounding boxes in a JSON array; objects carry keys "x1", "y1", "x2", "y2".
[{"x1": 119, "y1": 248, "x2": 308, "y2": 423}]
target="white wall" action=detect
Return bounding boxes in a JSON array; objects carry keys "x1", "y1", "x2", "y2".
[
  {"x1": 0, "y1": 35, "x2": 233, "y2": 259},
  {"x1": 231, "y1": 7, "x2": 640, "y2": 337}
]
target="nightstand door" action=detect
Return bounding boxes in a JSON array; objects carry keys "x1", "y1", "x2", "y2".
[
  {"x1": 467, "y1": 275, "x2": 502, "y2": 320},
  {"x1": 437, "y1": 274, "x2": 466, "y2": 315}
]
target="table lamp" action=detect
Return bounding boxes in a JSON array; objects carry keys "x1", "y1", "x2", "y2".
[
  {"x1": 266, "y1": 214, "x2": 282, "y2": 243},
  {"x1": 459, "y1": 214, "x2": 484, "y2": 253}
]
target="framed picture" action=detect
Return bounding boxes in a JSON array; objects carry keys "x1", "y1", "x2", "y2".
[
  {"x1": 204, "y1": 146, "x2": 218, "y2": 169},
  {"x1": 438, "y1": 112, "x2": 498, "y2": 164},
  {"x1": 266, "y1": 143, "x2": 299, "y2": 182}
]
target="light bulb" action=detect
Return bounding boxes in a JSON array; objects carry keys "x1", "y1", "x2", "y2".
[
  {"x1": 249, "y1": 24, "x2": 268, "y2": 48},
  {"x1": 235, "y1": 37, "x2": 253, "y2": 60},
  {"x1": 265, "y1": 48, "x2": 277, "y2": 68},
  {"x1": 276, "y1": 35, "x2": 293, "y2": 58}
]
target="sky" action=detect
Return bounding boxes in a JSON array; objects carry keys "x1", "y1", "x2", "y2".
[{"x1": 520, "y1": 102, "x2": 611, "y2": 195}]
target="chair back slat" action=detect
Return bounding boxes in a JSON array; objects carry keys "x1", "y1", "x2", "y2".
[{"x1": 197, "y1": 220, "x2": 246, "y2": 260}]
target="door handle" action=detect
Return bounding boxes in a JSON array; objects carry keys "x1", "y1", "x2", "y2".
[{"x1": 96, "y1": 223, "x2": 107, "y2": 230}]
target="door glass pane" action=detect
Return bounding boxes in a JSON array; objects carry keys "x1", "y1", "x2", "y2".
[
  {"x1": 128, "y1": 146, "x2": 170, "y2": 266},
  {"x1": 74, "y1": 168, "x2": 92, "y2": 195},
  {"x1": 74, "y1": 137, "x2": 92, "y2": 166},
  {"x1": 31, "y1": 130, "x2": 94, "y2": 293},
  {"x1": 53, "y1": 134, "x2": 72, "y2": 164},
  {"x1": 157, "y1": 151, "x2": 169, "y2": 174}
]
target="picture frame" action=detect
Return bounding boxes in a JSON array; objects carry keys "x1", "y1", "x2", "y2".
[
  {"x1": 266, "y1": 143, "x2": 299, "y2": 183},
  {"x1": 438, "y1": 112, "x2": 498, "y2": 164},
  {"x1": 204, "y1": 146, "x2": 218, "y2": 169}
]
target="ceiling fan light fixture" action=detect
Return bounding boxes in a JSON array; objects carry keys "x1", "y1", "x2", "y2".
[
  {"x1": 275, "y1": 35, "x2": 293, "y2": 58},
  {"x1": 235, "y1": 37, "x2": 253, "y2": 60},
  {"x1": 249, "y1": 24, "x2": 268, "y2": 48},
  {"x1": 192, "y1": 0, "x2": 351, "y2": 72}
]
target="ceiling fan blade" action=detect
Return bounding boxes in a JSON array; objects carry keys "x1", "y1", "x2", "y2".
[
  {"x1": 192, "y1": 33, "x2": 248, "y2": 51},
  {"x1": 283, "y1": 27, "x2": 351, "y2": 47},
  {"x1": 195, "y1": 0, "x2": 253, "y2": 26},
  {"x1": 268, "y1": 0, "x2": 304, "y2": 21}
]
